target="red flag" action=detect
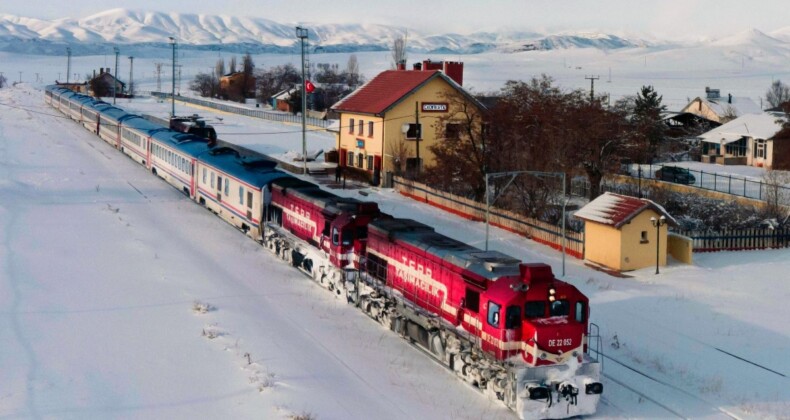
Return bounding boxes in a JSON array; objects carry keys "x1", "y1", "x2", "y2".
[{"x1": 305, "y1": 80, "x2": 315, "y2": 93}]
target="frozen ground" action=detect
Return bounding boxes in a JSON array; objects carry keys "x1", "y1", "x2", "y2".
[{"x1": 2, "y1": 48, "x2": 790, "y2": 419}]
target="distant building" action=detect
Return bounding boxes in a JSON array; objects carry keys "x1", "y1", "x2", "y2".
[
  {"x1": 697, "y1": 112, "x2": 787, "y2": 168},
  {"x1": 54, "y1": 81, "x2": 88, "y2": 94},
  {"x1": 331, "y1": 59, "x2": 482, "y2": 184},
  {"x1": 88, "y1": 68, "x2": 125, "y2": 98},
  {"x1": 219, "y1": 72, "x2": 255, "y2": 100},
  {"x1": 680, "y1": 87, "x2": 762, "y2": 124}
]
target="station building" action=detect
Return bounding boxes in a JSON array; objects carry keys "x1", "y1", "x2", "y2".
[{"x1": 331, "y1": 60, "x2": 484, "y2": 184}]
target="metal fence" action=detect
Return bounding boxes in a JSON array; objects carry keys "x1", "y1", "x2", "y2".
[
  {"x1": 392, "y1": 177, "x2": 585, "y2": 259},
  {"x1": 622, "y1": 163, "x2": 790, "y2": 204},
  {"x1": 149, "y1": 92, "x2": 329, "y2": 129},
  {"x1": 676, "y1": 228, "x2": 790, "y2": 252}
]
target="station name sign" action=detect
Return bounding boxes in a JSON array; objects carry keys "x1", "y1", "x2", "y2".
[{"x1": 421, "y1": 102, "x2": 448, "y2": 112}]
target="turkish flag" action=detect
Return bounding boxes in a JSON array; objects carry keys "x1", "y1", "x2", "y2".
[{"x1": 305, "y1": 80, "x2": 315, "y2": 93}]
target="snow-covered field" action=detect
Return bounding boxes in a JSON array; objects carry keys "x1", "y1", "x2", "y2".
[{"x1": 2, "y1": 48, "x2": 790, "y2": 419}]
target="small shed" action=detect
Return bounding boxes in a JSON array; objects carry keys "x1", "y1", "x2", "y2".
[{"x1": 574, "y1": 192, "x2": 677, "y2": 272}]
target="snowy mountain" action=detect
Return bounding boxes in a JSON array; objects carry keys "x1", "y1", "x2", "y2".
[{"x1": 0, "y1": 8, "x2": 658, "y2": 55}]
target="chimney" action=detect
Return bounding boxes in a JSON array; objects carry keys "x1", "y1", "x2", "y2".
[
  {"x1": 99, "y1": 68, "x2": 104, "y2": 75},
  {"x1": 413, "y1": 62, "x2": 422, "y2": 71},
  {"x1": 420, "y1": 59, "x2": 464, "y2": 86},
  {"x1": 396, "y1": 60, "x2": 406, "y2": 71},
  {"x1": 728, "y1": 93, "x2": 732, "y2": 104}
]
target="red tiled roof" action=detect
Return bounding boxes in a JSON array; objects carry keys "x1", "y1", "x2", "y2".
[
  {"x1": 332, "y1": 70, "x2": 441, "y2": 115},
  {"x1": 574, "y1": 192, "x2": 677, "y2": 229}
]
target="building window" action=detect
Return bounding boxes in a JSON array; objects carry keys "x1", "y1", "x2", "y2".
[
  {"x1": 405, "y1": 123, "x2": 421, "y2": 139},
  {"x1": 348, "y1": 118, "x2": 354, "y2": 133},
  {"x1": 367, "y1": 155, "x2": 374, "y2": 170},
  {"x1": 445, "y1": 123, "x2": 461, "y2": 139},
  {"x1": 358, "y1": 120, "x2": 364, "y2": 135},
  {"x1": 641, "y1": 231, "x2": 649, "y2": 244},
  {"x1": 357, "y1": 153, "x2": 364, "y2": 167},
  {"x1": 368, "y1": 121, "x2": 374, "y2": 137},
  {"x1": 347, "y1": 151, "x2": 354, "y2": 167}
]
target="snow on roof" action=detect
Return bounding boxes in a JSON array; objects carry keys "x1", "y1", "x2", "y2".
[
  {"x1": 699, "y1": 112, "x2": 786, "y2": 144},
  {"x1": 574, "y1": 192, "x2": 677, "y2": 228}
]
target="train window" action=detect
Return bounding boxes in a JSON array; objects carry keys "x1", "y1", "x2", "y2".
[
  {"x1": 211, "y1": 173, "x2": 215, "y2": 188},
  {"x1": 575, "y1": 301, "x2": 586, "y2": 323},
  {"x1": 487, "y1": 301, "x2": 501, "y2": 328},
  {"x1": 217, "y1": 176, "x2": 222, "y2": 191},
  {"x1": 464, "y1": 288, "x2": 480, "y2": 313},
  {"x1": 525, "y1": 301, "x2": 545, "y2": 318},
  {"x1": 247, "y1": 192, "x2": 253, "y2": 209},
  {"x1": 550, "y1": 300, "x2": 570, "y2": 317},
  {"x1": 332, "y1": 227, "x2": 339, "y2": 246},
  {"x1": 224, "y1": 179, "x2": 230, "y2": 196},
  {"x1": 356, "y1": 226, "x2": 367, "y2": 240},
  {"x1": 238, "y1": 186, "x2": 244, "y2": 204},
  {"x1": 341, "y1": 229, "x2": 352, "y2": 246},
  {"x1": 505, "y1": 306, "x2": 522, "y2": 329},
  {"x1": 202, "y1": 168, "x2": 207, "y2": 184}
]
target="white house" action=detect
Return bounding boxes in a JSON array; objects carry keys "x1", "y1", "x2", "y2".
[{"x1": 698, "y1": 112, "x2": 786, "y2": 168}]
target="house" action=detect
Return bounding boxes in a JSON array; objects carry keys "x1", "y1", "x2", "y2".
[
  {"x1": 330, "y1": 60, "x2": 483, "y2": 184},
  {"x1": 88, "y1": 68, "x2": 125, "y2": 97},
  {"x1": 662, "y1": 111, "x2": 720, "y2": 142},
  {"x1": 574, "y1": 192, "x2": 678, "y2": 272},
  {"x1": 55, "y1": 81, "x2": 88, "y2": 94},
  {"x1": 270, "y1": 86, "x2": 298, "y2": 112},
  {"x1": 680, "y1": 87, "x2": 762, "y2": 124},
  {"x1": 219, "y1": 72, "x2": 255, "y2": 100},
  {"x1": 697, "y1": 112, "x2": 787, "y2": 168}
]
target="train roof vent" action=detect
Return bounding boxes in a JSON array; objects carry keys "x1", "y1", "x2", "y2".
[
  {"x1": 469, "y1": 251, "x2": 521, "y2": 272},
  {"x1": 208, "y1": 146, "x2": 239, "y2": 157},
  {"x1": 240, "y1": 157, "x2": 277, "y2": 169}
]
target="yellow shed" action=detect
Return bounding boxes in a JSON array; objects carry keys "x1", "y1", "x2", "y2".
[{"x1": 574, "y1": 192, "x2": 678, "y2": 272}]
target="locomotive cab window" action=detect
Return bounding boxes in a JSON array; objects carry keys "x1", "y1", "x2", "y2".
[
  {"x1": 575, "y1": 301, "x2": 586, "y2": 323},
  {"x1": 487, "y1": 301, "x2": 501, "y2": 328},
  {"x1": 525, "y1": 301, "x2": 545, "y2": 319},
  {"x1": 332, "y1": 227, "x2": 340, "y2": 246},
  {"x1": 505, "y1": 305, "x2": 522, "y2": 329},
  {"x1": 550, "y1": 299, "x2": 570, "y2": 317},
  {"x1": 464, "y1": 288, "x2": 480, "y2": 312},
  {"x1": 341, "y1": 229, "x2": 352, "y2": 246}
]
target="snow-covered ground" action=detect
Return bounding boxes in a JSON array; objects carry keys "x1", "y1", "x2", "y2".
[{"x1": 3, "y1": 48, "x2": 790, "y2": 419}]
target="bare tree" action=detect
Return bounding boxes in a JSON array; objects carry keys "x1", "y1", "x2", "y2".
[
  {"x1": 766, "y1": 80, "x2": 790, "y2": 108},
  {"x1": 346, "y1": 54, "x2": 361, "y2": 88},
  {"x1": 761, "y1": 169, "x2": 790, "y2": 227},
  {"x1": 0, "y1": 73, "x2": 7, "y2": 88},
  {"x1": 255, "y1": 63, "x2": 300, "y2": 103},
  {"x1": 229, "y1": 56, "x2": 237, "y2": 74},
  {"x1": 387, "y1": 137, "x2": 411, "y2": 176},
  {"x1": 391, "y1": 34, "x2": 407, "y2": 68},
  {"x1": 215, "y1": 58, "x2": 225, "y2": 78},
  {"x1": 189, "y1": 72, "x2": 215, "y2": 97}
]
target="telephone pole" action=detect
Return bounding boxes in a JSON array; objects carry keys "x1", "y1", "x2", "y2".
[
  {"x1": 66, "y1": 47, "x2": 72, "y2": 83},
  {"x1": 585, "y1": 75, "x2": 600, "y2": 103},
  {"x1": 296, "y1": 26, "x2": 308, "y2": 174},
  {"x1": 154, "y1": 63, "x2": 163, "y2": 92},
  {"x1": 112, "y1": 46, "x2": 119, "y2": 104},
  {"x1": 128, "y1": 56, "x2": 134, "y2": 97}
]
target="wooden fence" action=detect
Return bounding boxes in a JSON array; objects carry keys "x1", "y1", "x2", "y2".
[
  {"x1": 676, "y1": 228, "x2": 790, "y2": 252},
  {"x1": 392, "y1": 177, "x2": 584, "y2": 259}
]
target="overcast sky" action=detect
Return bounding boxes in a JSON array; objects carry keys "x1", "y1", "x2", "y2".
[{"x1": 5, "y1": 0, "x2": 788, "y2": 40}]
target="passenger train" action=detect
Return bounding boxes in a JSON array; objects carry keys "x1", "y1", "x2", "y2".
[{"x1": 45, "y1": 85, "x2": 603, "y2": 419}]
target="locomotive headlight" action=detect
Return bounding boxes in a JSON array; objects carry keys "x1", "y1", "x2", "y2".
[
  {"x1": 585, "y1": 382, "x2": 604, "y2": 395},
  {"x1": 549, "y1": 295, "x2": 556, "y2": 302},
  {"x1": 549, "y1": 287, "x2": 556, "y2": 296}
]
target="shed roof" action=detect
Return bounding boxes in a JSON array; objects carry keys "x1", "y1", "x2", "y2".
[{"x1": 574, "y1": 192, "x2": 677, "y2": 229}]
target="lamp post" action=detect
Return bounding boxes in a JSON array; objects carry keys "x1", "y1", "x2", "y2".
[
  {"x1": 296, "y1": 26, "x2": 308, "y2": 175},
  {"x1": 169, "y1": 37, "x2": 177, "y2": 118},
  {"x1": 485, "y1": 170, "x2": 568, "y2": 277},
  {"x1": 112, "y1": 46, "x2": 119, "y2": 104},
  {"x1": 650, "y1": 215, "x2": 667, "y2": 274}
]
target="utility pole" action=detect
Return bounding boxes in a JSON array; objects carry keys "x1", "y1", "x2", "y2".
[
  {"x1": 585, "y1": 75, "x2": 600, "y2": 103},
  {"x1": 112, "y1": 46, "x2": 119, "y2": 104},
  {"x1": 169, "y1": 37, "x2": 177, "y2": 117},
  {"x1": 128, "y1": 56, "x2": 134, "y2": 98},
  {"x1": 296, "y1": 26, "x2": 308, "y2": 174},
  {"x1": 18, "y1": 71, "x2": 22, "y2": 83},
  {"x1": 66, "y1": 47, "x2": 72, "y2": 83},
  {"x1": 155, "y1": 63, "x2": 163, "y2": 92}
]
